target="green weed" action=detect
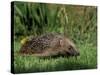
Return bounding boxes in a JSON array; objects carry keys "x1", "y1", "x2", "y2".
[{"x1": 12, "y1": 2, "x2": 97, "y2": 73}]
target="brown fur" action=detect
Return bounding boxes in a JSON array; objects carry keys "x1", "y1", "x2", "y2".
[{"x1": 20, "y1": 33, "x2": 80, "y2": 57}]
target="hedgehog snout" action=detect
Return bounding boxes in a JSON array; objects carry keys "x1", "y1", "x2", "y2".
[{"x1": 66, "y1": 48, "x2": 80, "y2": 56}]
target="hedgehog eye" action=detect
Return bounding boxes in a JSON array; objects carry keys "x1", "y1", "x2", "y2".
[{"x1": 68, "y1": 46, "x2": 72, "y2": 50}]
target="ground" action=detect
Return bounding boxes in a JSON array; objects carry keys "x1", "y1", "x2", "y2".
[{"x1": 13, "y1": 41, "x2": 97, "y2": 73}]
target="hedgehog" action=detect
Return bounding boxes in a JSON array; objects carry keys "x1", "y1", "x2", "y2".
[{"x1": 20, "y1": 33, "x2": 80, "y2": 57}]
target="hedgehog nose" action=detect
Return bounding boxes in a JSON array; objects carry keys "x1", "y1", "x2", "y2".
[
  {"x1": 71, "y1": 50, "x2": 80, "y2": 56},
  {"x1": 76, "y1": 51, "x2": 80, "y2": 56},
  {"x1": 75, "y1": 51, "x2": 80, "y2": 56}
]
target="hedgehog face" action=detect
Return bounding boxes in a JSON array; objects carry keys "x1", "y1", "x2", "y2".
[
  {"x1": 59, "y1": 38, "x2": 80, "y2": 56},
  {"x1": 66, "y1": 45, "x2": 80, "y2": 56}
]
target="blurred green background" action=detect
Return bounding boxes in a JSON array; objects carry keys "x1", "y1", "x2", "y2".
[{"x1": 13, "y1": 2, "x2": 97, "y2": 73}]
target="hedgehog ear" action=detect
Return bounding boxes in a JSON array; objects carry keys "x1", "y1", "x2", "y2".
[{"x1": 59, "y1": 39, "x2": 64, "y2": 46}]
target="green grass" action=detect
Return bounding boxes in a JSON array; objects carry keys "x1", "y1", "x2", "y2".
[
  {"x1": 14, "y1": 41, "x2": 97, "y2": 73},
  {"x1": 12, "y1": 2, "x2": 97, "y2": 73}
]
